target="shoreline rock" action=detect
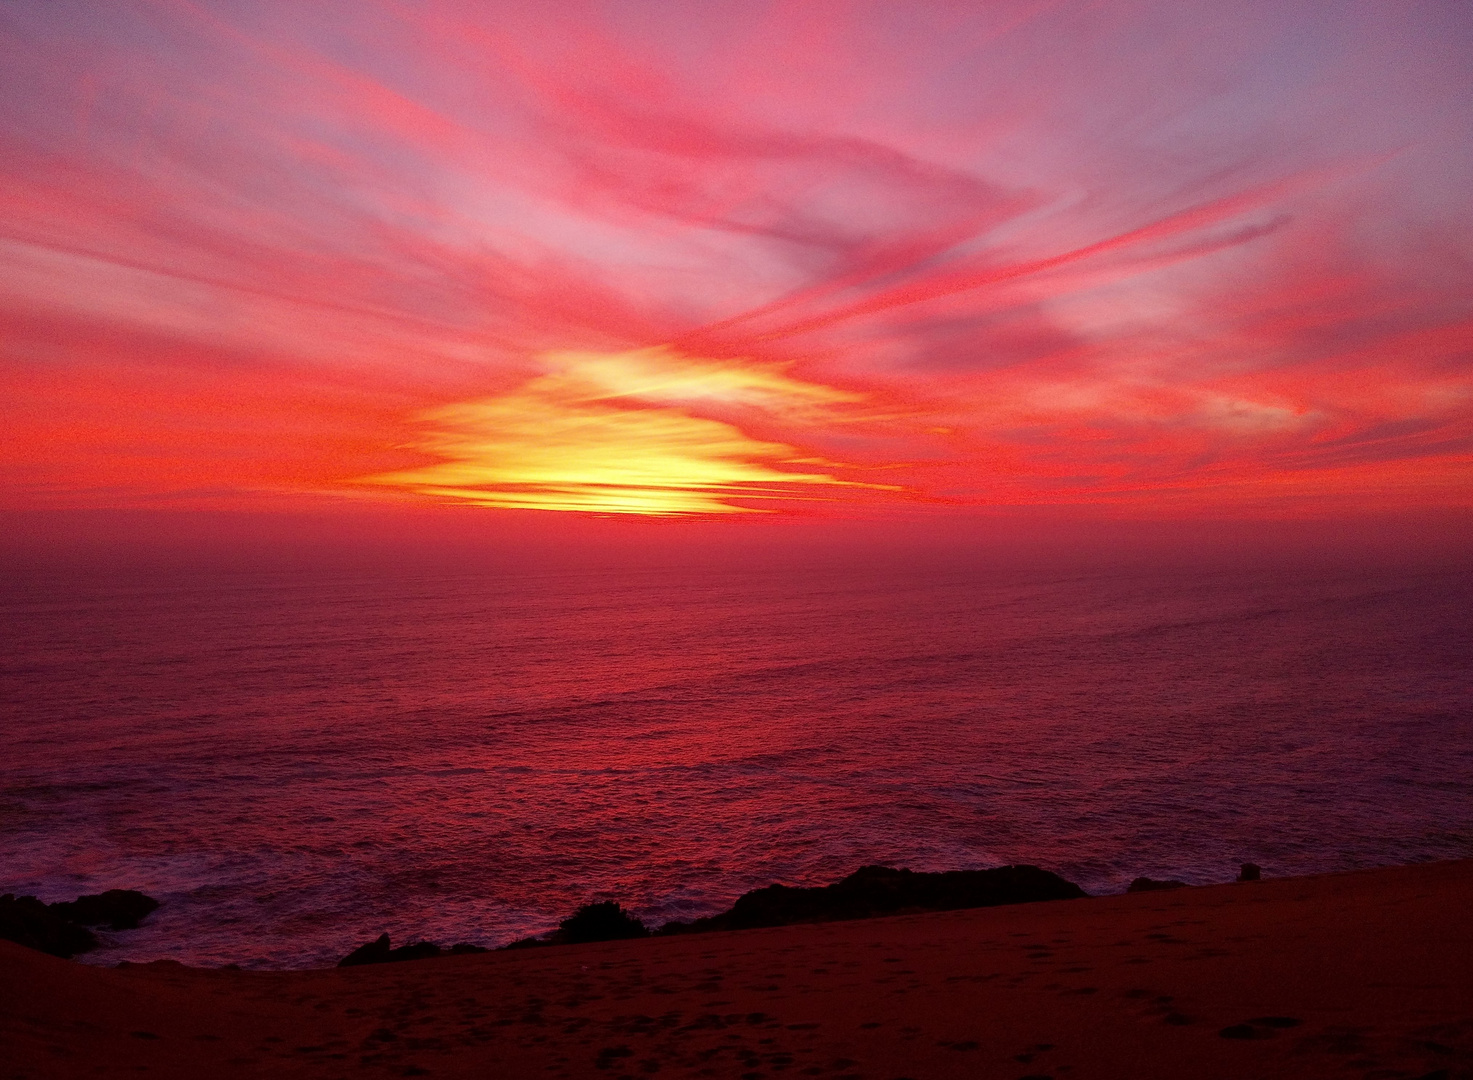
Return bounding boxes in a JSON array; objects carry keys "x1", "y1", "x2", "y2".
[
  {"x1": 0, "y1": 895, "x2": 99, "y2": 959},
  {"x1": 341, "y1": 865, "x2": 1087, "y2": 963},
  {"x1": 499, "y1": 864, "x2": 1088, "y2": 952},
  {"x1": 658, "y1": 864, "x2": 1088, "y2": 936},
  {"x1": 50, "y1": 889, "x2": 160, "y2": 931},
  {"x1": 0, "y1": 889, "x2": 160, "y2": 959},
  {"x1": 337, "y1": 933, "x2": 488, "y2": 967},
  {"x1": 558, "y1": 901, "x2": 649, "y2": 944}
]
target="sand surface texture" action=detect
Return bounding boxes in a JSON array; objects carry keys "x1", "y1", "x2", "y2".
[{"x1": 3, "y1": 861, "x2": 1471, "y2": 1079}]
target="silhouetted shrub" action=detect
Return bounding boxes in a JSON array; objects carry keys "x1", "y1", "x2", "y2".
[{"x1": 558, "y1": 901, "x2": 649, "y2": 943}]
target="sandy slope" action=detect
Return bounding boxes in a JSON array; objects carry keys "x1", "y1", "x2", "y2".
[{"x1": 3, "y1": 860, "x2": 1470, "y2": 1080}]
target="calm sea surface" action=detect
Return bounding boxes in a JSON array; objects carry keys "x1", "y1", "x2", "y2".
[{"x1": 2, "y1": 556, "x2": 1470, "y2": 968}]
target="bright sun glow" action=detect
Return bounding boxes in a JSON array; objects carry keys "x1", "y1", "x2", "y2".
[{"x1": 363, "y1": 348, "x2": 891, "y2": 515}]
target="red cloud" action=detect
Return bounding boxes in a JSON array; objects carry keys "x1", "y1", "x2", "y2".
[{"x1": 1, "y1": 0, "x2": 1469, "y2": 519}]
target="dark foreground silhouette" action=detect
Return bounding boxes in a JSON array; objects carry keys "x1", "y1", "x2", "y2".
[
  {"x1": 0, "y1": 889, "x2": 159, "y2": 958},
  {"x1": 662, "y1": 863, "x2": 1085, "y2": 935},
  {"x1": 559, "y1": 899, "x2": 652, "y2": 943},
  {"x1": 5, "y1": 861, "x2": 1467, "y2": 1080},
  {"x1": 344, "y1": 900, "x2": 651, "y2": 964},
  {"x1": 338, "y1": 933, "x2": 488, "y2": 967},
  {"x1": 341, "y1": 863, "x2": 1086, "y2": 964}
]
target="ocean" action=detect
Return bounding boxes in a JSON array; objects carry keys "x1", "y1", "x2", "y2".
[{"x1": 2, "y1": 553, "x2": 1470, "y2": 969}]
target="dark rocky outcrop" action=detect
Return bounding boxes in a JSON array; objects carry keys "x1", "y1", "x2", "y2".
[
  {"x1": 658, "y1": 864, "x2": 1086, "y2": 935},
  {"x1": 496, "y1": 864, "x2": 1085, "y2": 951},
  {"x1": 0, "y1": 894, "x2": 101, "y2": 959},
  {"x1": 337, "y1": 933, "x2": 488, "y2": 967},
  {"x1": 558, "y1": 901, "x2": 649, "y2": 944},
  {"x1": 50, "y1": 889, "x2": 160, "y2": 931},
  {"x1": 1237, "y1": 863, "x2": 1262, "y2": 882},
  {"x1": 1127, "y1": 877, "x2": 1189, "y2": 893},
  {"x1": 496, "y1": 903, "x2": 649, "y2": 950}
]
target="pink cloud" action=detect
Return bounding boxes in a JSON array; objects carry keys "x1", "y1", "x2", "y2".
[{"x1": 1, "y1": 0, "x2": 1469, "y2": 521}]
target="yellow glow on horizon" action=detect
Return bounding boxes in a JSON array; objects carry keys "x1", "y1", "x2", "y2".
[{"x1": 364, "y1": 348, "x2": 891, "y2": 515}]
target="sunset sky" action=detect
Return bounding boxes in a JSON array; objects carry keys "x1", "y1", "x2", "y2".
[{"x1": 2, "y1": 0, "x2": 1471, "y2": 538}]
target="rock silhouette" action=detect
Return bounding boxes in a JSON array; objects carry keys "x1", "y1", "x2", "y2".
[
  {"x1": 50, "y1": 889, "x2": 160, "y2": 931},
  {"x1": 558, "y1": 901, "x2": 649, "y2": 944},
  {"x1": 1237, "y1": 863, "x2": 1262, "y2": 882},
  {"x1": 1, "y1": 888, "x2": 161, "y2": 958},
  {"x1": 1127, "y1": 877, "x2": 1188, "y2": 893},
  {"x1": 337, "y1": 933, "x2": 487, "y2": 967},
  {"x1": 0, "y1": 894, "x2": 101, "y2": 958},
  {"x1": 499, "y1": 864, "x2": 1086, "y2": 950},
  {"x1": 659, "y1": 864, "x2": 1087, "y2": 935}
]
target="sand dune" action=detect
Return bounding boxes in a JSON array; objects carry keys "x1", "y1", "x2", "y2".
[{"x1": 3, "y1": 860, "x2": 1470, "y2": 1079}]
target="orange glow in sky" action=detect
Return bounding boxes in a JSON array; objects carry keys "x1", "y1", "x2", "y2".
[
  {"x1": 365, "y1": 349, "x2": 888, "y2": 514},
  {"x1": 1, "y1": 1, "x2": 1470, "y2": 531}
]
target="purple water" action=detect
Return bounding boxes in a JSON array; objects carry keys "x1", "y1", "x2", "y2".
[{"x1": 2, "y1": 556, "x2": 1470, "y2": 969}]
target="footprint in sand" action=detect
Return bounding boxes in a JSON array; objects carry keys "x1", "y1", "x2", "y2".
[{"x1": 1220, "y1": 1017, "x2": 1301, "y2": 1039}]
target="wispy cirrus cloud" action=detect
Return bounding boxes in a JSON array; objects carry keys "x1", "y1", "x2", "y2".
[{"x1": 0, "y1": 0, "x2": 1469, "y2": 520}]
